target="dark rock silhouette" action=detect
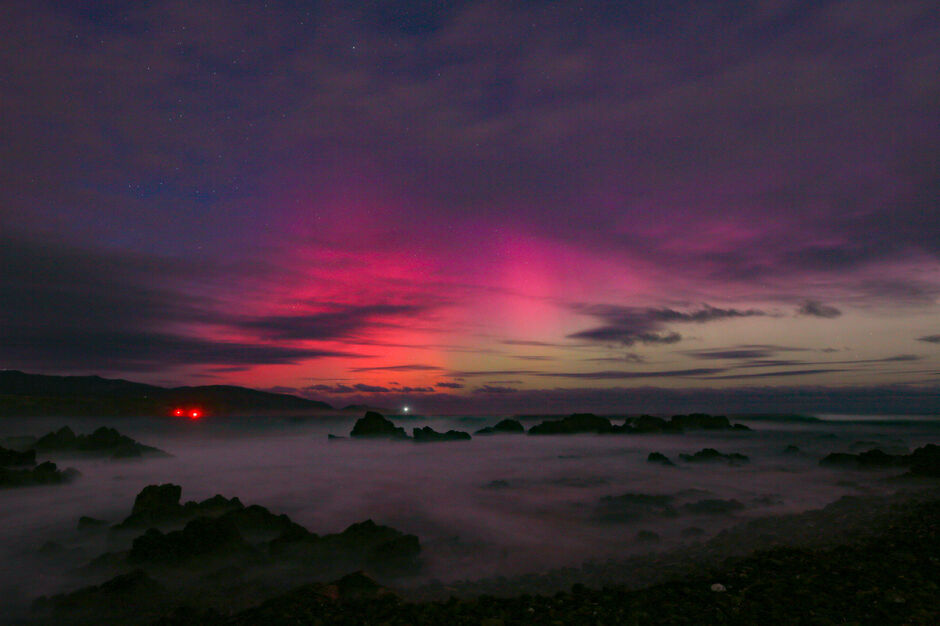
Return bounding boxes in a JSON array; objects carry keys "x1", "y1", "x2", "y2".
[
  {"x1": 33, "y1": 426, "x2": 165, "y2": 458},
  {"x1": 0, "y1": 461, "x2": 78, "y2": 488},
  {"x1": 78, "y1": 516, "x2": 108, "y2": 531},
  {"x1": 350, "y1": 412, "x2": 409, "y2": 439},
  {"x1": 128, "y1": 516, "x2": 253, "y2": 565},
  {"x1": 679, "y1": 448, "x2": 749, "y2": 465},
  {"x1": 475, "y1": 419, "x2": 525, "y2": 435},
  {"x1": 783, "y1": 445, "x2": 801, "y2": 454},
  {"x1": 412, "y1": 426, "x2": 471, "y2": 442},
  {"x1": 908, "y1": 444, "x2": 940, "y2": 477},
  {"x1": 114, "y1": 483, "x2": 243, "y2": 529},
  {"x1": 647, "y1": 452, "x2": 675, "y2": 466},
  {"x1": 528, "y1": 413, "x2": 613, "y2": 435},
  {"x1": 0, "y1": 445, "x2": 36, "y2": 466},
  {"x1": 594, "y1": 493, "x2": 677, "y2": 523},
  {"x1": 820, "y1": 444, "x2": 940, "y2": 477},
  {"x1": 681, "y1": 498, "x2": 745, "y2": 515},
  {"x1": 622, "y1": 413, "x2": 750, "y2": 434}
]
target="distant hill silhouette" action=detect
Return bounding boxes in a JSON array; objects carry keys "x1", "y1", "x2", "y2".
[{"x1": 0, "y1": 370, "x2": 333, "y2": 417}]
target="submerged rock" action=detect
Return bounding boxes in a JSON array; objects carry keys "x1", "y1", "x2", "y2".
[
  {"x1": 0, "y1": 445, "x2": 36, "y2": 466},
  {"x1": 33, "y1": 426, "x2": 165, "y2": 458},
  {"x1": 0, "y1": 461, "x2": 78, "y2": 488},
  {"x1": 681, "y1": 498, "x2": 746, "y2": 515},
  {"x1": 594, "y1": 493, "x2": 677, "y2": 523},
  {"x1": 350, "y1": 412, "x2": 409, "y2": 439},
  {"x1": 679, "y1": 448, "x2": 749, "y2": 465},
  {"x1": 412, "y1": 426, "x2": 471, "y2": 442},
  {"x1": 475, "y1": 419, "x2": 525, "y2": 435},
  {"x1": 114, "y1": 483, "x2": 243, "y2": 529},
  {"x1": 128, "y1": 516, "x2": 253, "y2": 565},
  {"x1": 528, "y1": 414, "x2": 613, "y2": 435},
  {"x1": 647, "y1": 452, "x2": 675, "y2": 466},
  {"x1": 78, "y1": 516, "x2": 108, "y2": 531}
]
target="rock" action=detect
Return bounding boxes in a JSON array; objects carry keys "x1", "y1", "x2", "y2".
[
  {"x1": 0, "y1": 445, "x2": 36, "y2": 466},
  {"x1": 114, "y1": 484, "x2": 243, "y2": 529},
  {"x1": 0, "y1": 461, "x2": 78, "y2": 488},
  {"x1": 528, "y1": 414, "x2": 613, "y2": 435},
  {"x1": 327, "y1": 434, "x2": 345, "y2": 440},
  {"x1": 907, "y1": 444, "x2": 940, "y2": 477},
  {"x1": 820, "y1": 449, "x2": 906, "y2": 469},
  {"x1": 679, "y1": 448, "x2": 749, "y2": 465},
  {"x1": 271, "y1": 518, "x2": 420, "y2": 574},
  {"x1": 783, "y1": 445, "x2": 801, "y2": 454},
  {"x1": 221, "y1": 504, "x2": 295, "y2": 539},
  {"x1": 681, "y1": 526, "x2": 705, "y2": 537},
  {"x1": 594, "y1": 493, "x2": 677, "y2": 523},
  {"x1": 628, "y1": 415, "x2": 671, "y2": 433},
  {"x1": 647, "y1": 452, "x2": 675, "y2": 466},
  {"x1": 33, "y1": 426, "x2": 164, "y2": 457},
  {"x1": 78, "y1": 516, "x2": 108, "y2": 531},
  {"x1": 350, "y1": 412, "x2": 409, "y2": 439},
  {"x1": 475, "y1": 419, "x2": 525, "y2": 435},
  {"x1": 32, "y1": 569, "x2": 169, "y2": 622},
  {"x1": 635, "y1": 530, "x2": 661, "y2": 542},
  {"x1": 128, "y1": 516, "x2": 252, "y2": 565},
  {"x1": 412, "y1": 426, "x2": 472, "y2": 442},
  {"x1": 710, "y1": 583, "x2": 727, "y2": 592},
  {"x1": 669, "y1": 413, "x2": 731, "y2": 430},
  {"x1": 682, "y1": 498, "x2": 745, "y2": 515}
]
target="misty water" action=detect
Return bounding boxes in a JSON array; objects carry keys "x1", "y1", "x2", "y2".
[{"x1": 2, "y1": 413, "x2": 938, "y2": 615}]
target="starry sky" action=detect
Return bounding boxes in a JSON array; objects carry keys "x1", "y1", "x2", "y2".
[{"x1": 2, "y1": 1, "x2": 938, "y2": 414}]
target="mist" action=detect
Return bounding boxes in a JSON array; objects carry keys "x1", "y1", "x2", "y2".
[{"x1": 2, "y1": 413, "x2": 938, "y2": 618}]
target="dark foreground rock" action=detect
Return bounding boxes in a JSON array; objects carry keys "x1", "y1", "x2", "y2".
[
  {"x1": 820, "y1": 444, "x2": 940, "y2": 477},
  {"x1": 680, "y1": 448, "x2": 750, "y2": 465},
  {"x1": 528, "y1": 413, "x2": 613, "y2": 435},
  {"x1": 0, "y1": 445, "x2": 37, "y2": 466},
  {"x1": 412, "y1": 426, "x2": 471, "y2": 442},
  {"x1": 594, "y1": 493, "x2": 677, "y2": 523},
  {"x1": 0, "y1": 461, "x2": 79, "y2": 488},
  {"x1": 647, "y1": 452, "x2": 675, "y2": 466},
  {"x1": 474, "y1": 419, "x2": 525, "y2": 435},
  {"x1": 114, "y1": 483, "x2": 244, "y2": 530},
  {"x1": 31, "y1": 426, "x2": 166, "y2": 458},
  {"x1": 350, "y1": 412, "x2": 409, "y2": 439},
  {"x1": 146, "y1": 495, "x2": 940, "y2": 626}
]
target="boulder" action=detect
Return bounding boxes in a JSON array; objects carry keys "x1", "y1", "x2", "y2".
[
  {"x1": 594, "y1": 493, "x2": 677, "y2": 523},
  {"x1": 0, "y1": 445, "x2": 36, "y2": 466},
  {"x1": 33, "y1": 426, "x2": 164, "y2": 457},
  {"x1": 682, "y1": 498, "x2": 745, "y2": 515},
  {"x1": 115, "y1": 484, "x2": 243, "y2": 529},
  {"x1": 647, "y1": 452, "x2": 675, "y2": 466},
  {"x1": 0, "y1": 461, "x2": 78, "y2": 488},
  {"x1": 679, "y1": 448, "x2": 749, "y2": 465},
  {"x1": 350, "y1": 412, "x2": 409, "y2": 439},
  {"x1": 475, "y1": 419, "x2": 525, "y2": 435},
  {"x1": 128, "y1": 516, "x2": 252, "y2": 565},
  {"x1": 528, "y1": 413, "x2": 613, "y2": 435},
  {"x1": 412, "y1": 426, "x2": 471, "y2": 442},
  {"x1": 78, "y1": 516, "x2": 108, "y2": 531},
  {"x1": 907, "y1": 444, "x2": 940, "y2": 477}
]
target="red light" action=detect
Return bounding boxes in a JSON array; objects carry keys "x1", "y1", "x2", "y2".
[
  {"x1": 172, "y1": 408, "x2": 184, "y2": 417},
  {"x1": 189, "y1": 410, "x2": 201, "y2": 420}
]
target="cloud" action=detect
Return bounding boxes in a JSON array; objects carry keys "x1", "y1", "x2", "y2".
[
  {"x1": 918, "y1": 335, "x2": 940, "y2": 344},
  {"x1": 533, "y1": 368, "x2": 726, "y2": 380},
  {"x1": 238, "y1": 305, "x2": 430, "y2": 341},
  {"x1": 798, "y1": 301, "x2": 842, "y2": 319},
  {"x1": 307, "y1": 384, "x2": 356, "y2": 394},
  {"x1": 701, "y1": 368, "x2": 849, "y2": 380},
  {"x1": 435, "y1": 382, "x2": 464, "y2": 389},
  {"x1": 567, "y1": 304, "x2": 766, "y2": 346},
  {"x1": 473, "y1": 385, "x2": 519, "y2": 394},
  {"x1": 350, "y1": 363, "x2": 444, "y2": 372}
]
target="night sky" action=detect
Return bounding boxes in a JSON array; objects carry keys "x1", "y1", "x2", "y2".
[{"x1": 2, "y1": 1, "x2": 938, "y2": 413}]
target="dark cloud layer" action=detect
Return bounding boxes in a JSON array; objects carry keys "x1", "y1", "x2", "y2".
[
  {"x1": 568, "y1": 304, "x2": 766, "y2": 345},
  {"x1": 798, "y1": 301, "x2": 842, "y2": 319}
]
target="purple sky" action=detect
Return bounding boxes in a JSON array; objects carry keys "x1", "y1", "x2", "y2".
[{"x1": 2, "y1": 1, "x2": 938, "y2": 413}]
